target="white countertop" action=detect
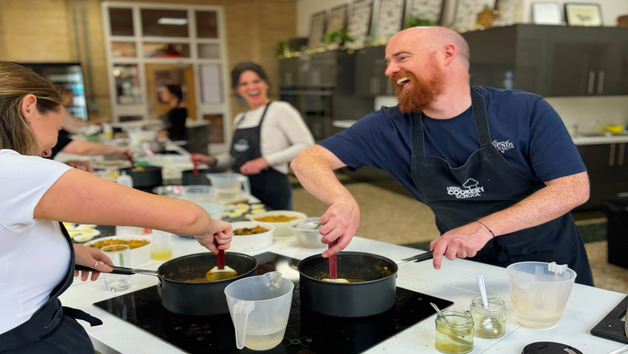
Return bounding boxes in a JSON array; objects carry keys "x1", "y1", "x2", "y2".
[
  {"x1": 572, "y1": 134, "x2": 628, "y2": 146},
  {"x1": 60, "y1": 236, "x2": 627, "y2": 354}
]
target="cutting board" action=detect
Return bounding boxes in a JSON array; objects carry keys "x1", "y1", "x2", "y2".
[{"x1": 591, "y1": 294, "x2": 628, "y2": 344}]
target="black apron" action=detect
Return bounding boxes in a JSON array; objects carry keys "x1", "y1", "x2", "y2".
[
  {"x1": 230, "y1": 102, "x2": 291, "y2": 210},
  {"x1": 411, "y1": 88, "x2": 593, "y2": 285},
  {"x1": 0, "y1": 223, "x2": 102, "y2": 353}
]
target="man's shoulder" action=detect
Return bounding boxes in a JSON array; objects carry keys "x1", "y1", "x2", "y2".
[{"x1": 475, "y1": 86, "x2": 543, "y2": 104}]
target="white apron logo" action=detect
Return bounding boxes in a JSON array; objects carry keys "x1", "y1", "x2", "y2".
[
  {"x1": 447, "y1": 178, "x2": 484, "y2": 199},
  {"x1": 233, "y1": 139, "x2": 250, "y2": 152},
  {"x1": 492, "y1": 139, "x2": 514, "y2": 154}
]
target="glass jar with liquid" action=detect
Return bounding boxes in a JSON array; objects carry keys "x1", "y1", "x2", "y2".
[
  {"x1": 435, "y1": 309, "x2": 474, "y2": 354},
  {"x1": 469, "y1": 296, "x2": 507, "y2": 338}
]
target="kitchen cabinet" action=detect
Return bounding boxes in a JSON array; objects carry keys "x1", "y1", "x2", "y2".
[
  {"x1": 576, "y1": 143, "x2": 628, "y2": 211},
  {"x1": 279, "y1": 51, "x2": 373, "y2": 140},
  {"x1": 462, "y1": 25, "x2": 628, "y2": 97},
  {"x1": 354, "y1": 45, "x2": 395, "y2": 96}
]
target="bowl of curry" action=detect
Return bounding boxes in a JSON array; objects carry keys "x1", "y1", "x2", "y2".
[
  {"x1": 246, "y1": 210, "x2": 307, "y2": 237},
  {"x1": 85, "y1": 235, "x2": 152, "y2": 266},
  {"x1": 229, "y1": 221, "x2": 274, "y2": 251}
]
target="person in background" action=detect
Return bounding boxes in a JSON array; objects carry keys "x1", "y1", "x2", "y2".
[
  {"x1": 290, "y1": 27, "x2": 594, "y2": 285},
  {"x1": 0, "y1": 61, "x2": 233, "y2": 352},
  {"x1": 58, "y1": 86, "x2": 110, "y2": 137},
  {"x1": 156, "y1": 84, "x2": 188, "y2": 141},
  {"x1": 47, "y1": 131, "x2": 132, "y2": 171},
  {"x1": 191, "y1": 62, "x2": 315, "y2": 210}
]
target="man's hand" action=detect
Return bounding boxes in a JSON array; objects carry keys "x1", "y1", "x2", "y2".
[
  {"x1": 319, "y1": 198, "x2": 360, "y2": 258},
  {"x1": 429, "y1": 221, "x2": 493, "y2": 269}
]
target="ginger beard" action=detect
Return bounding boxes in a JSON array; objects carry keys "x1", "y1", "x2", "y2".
[{"x1": 391, "y1": 56, "x2": 445, "y2": 113}]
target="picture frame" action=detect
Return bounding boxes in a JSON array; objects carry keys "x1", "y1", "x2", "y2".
[
  {"x1": 373, "y1": 0, "x2": 406, "y2": 43},
  {"x1": 495, "y1": 0, "x2": 523, "y2": 26},
  {"x1": 346, "y1": 0, "x2": 374, "y2": 50},
  {"x1": 407, "y1": 0, "x2": 444, "y2": 27},
  {"x1": 327, "y1": 4, "x2": 348, "y2": 33},
  {"x1": 531, "y1": 1, "x2": 562, "y2": 25},
  {"x1": 308, "y1": 11, "x2": 327, "y2": 49},
  {"x1": 453, "y1": 0, "x2": 497, "y2": 33},
  {"x1": 564, "y1": 3, "x2": 602, "y2": 26}
]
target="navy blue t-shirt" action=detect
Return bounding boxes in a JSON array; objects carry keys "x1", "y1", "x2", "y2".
[{"x1": 319, "y1": 87, "x2": 586, "y2": 202}]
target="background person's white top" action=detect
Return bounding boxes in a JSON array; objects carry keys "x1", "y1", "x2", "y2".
[
  {"x1": 0, "y1": 150, "x2": 72, "y2": 334},
  {"x1": 215, "y1": 101, "x2": 315, "y2": 175}
]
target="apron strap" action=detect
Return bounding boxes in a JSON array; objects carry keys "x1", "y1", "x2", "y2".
[
  {"x1": 63, "y1": 306, "x2": 103, "y2": 326},
  {"x1": 470, "y1": 87, "x2": 493, "y2": 147}
]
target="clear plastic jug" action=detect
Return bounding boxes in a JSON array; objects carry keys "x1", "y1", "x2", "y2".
[
  {"x1": 506, "y1": 261, "x2": 577, "y2": 329},
  {"x1": 206, "y1": 172, "x2": 251, "y2": 202},
  {"x1": 224, "y1": 271, "x2": 294, "y2": 350}
]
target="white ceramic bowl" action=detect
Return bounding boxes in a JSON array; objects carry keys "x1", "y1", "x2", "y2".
[
  {"x1": 290, "y1": 217, "x2": 325, "y2": 249},
  {"x1": 247, "y1": 210, "x2": 307, "y2": 237},
  {"x1": 85, "y1": 235, "x2": 152, "y2": 267},
  {"x1": 229, "y1": 221, "x2": 274, "y2": 251}
]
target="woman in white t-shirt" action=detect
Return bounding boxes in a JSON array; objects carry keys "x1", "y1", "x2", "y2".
[
  {"x1": 191, "y1": 62, "x2": 315, "y2": 210},
  {"x1": 0, "y1": 61, "x2": 233, "y2": 353}
]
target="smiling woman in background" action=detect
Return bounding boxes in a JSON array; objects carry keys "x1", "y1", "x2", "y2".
[
  {"x1": 0, "y1": 61, "x2": 232, "y2": 352},
  {"x1": 191, "y1": 62, "x2": 315, "y2": 210}
]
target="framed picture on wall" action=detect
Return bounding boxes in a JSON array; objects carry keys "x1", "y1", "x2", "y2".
[
  {"x1": 309, "y1": 11, "x2": 327, "y2": 49},
  {"x1": 531, "y1": 2, "x2": 562, "y2": 25},
  {"x1": 564, "y1": 3, "x2": 602, "y2": 26},
  {"x1": 495, "y1": 0, "x2": 523, "y2": 25},
  {"x1": 453, "y1": 0, "x2": 497, "y2": 32},
  {"x1": 346, "y1": 0, "x2": 374, "y2": 50},
  {"x1": 407, "y1": 0, "x2": 444, "y2": 26},
  {"x1": 327, "y1": 4, "x2": 348, "y2": 33},
  {"x1": 373, "y1": 0, "x2": 405, "y2": 44}
]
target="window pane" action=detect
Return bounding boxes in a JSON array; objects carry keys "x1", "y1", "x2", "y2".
[
  {"x1": 109, "y1": 8, "x2": 134, "y2": 36},
  {"x1": 113, "y1": 64, "x2": 142, "y2": 104},
  {"x1": 111, "y1": 42, "x2": 137, "y2": 58},
  {"x1": 198, "y1": 43, "x2": 220, "y2": 59},
  {"x1": 196, "y1": 11, "x2": 218, "y2": 38},
  {"x1": 142, "y1": 43, "x2": 190, "y2": 58},
  {"x1": 141, "y1": 9, "x2": 189, "y2": 37},
  {"x1": 199, "y1": 64, "x2": 223, "y2": 104}
]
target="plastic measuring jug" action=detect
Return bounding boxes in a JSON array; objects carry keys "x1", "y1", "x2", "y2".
[
  {"x1": 224, "y1": 271, "x2": 294, "y2": 350},
  {"x1": 506, "y1": 261, "x2": 577, "y2": 329},
  {"x1": 206, "y1": 172, "x2": 251, "y2": 201}
]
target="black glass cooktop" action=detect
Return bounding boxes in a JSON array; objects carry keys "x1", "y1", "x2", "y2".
[{"x1": 94, "y1": 253, "x2": 453, "y2": 353}]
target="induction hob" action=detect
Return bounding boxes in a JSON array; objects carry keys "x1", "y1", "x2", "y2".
[{"x1": 94, "y1": 252, "x2": 453, "y2": 353}]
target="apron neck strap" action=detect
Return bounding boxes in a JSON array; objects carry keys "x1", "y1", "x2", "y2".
[{"x1": 413, "y1": 87, "x2": 492, "y2": 156}]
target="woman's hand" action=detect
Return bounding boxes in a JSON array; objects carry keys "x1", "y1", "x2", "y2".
[
  {"x1": 73, "y1": 244, "x2": 113, "y2": 281},
  {"x1": 239, "y1": 157, "x2": 268, "y2": 175},
  {"x1": 195, "y1": 220, "x2": 233, "y2": 254},
  {"x1": 190, "y1": 153, "x2": 215, "y2": 166},
  {"x1": 112, "y1": 146, "x2": 133, "y2": 161}
]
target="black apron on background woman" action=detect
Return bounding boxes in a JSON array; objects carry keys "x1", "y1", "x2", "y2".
[
  {"x1": 0, "y1": 223, "x2": 102, "y2": 353},
  {"x1": 230, "y1": 102, "x2": 292, "y2": 210},
  {"x1": 410, "y1": 88, "x2": 594, "y2": 285}
]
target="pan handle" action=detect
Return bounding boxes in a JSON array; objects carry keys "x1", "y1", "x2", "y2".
[
  {"x1": 396, "y1": 251, "x2": 434, "y2": 267},
  {"x1": 75, "y1": 264, "x2": 158, "y2": 276}
]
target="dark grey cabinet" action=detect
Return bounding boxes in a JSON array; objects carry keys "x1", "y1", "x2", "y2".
[
  {"x1": 279, "y1": 51, "x2": 373, "y2": 140},
  {"x1": 462, "y1": 25, "x2": 628, "y2": 97},
  {"x1": 576, "y1": 143, "x2": 628, "y2": 211},
  {"x1": 354, "y1": 46, "x2": 394, "y2": 96}
]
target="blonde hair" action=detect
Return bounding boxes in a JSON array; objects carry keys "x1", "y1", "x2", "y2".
[{"x1": 0, "y1": 61, "x2": 63, "y2": 155}]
